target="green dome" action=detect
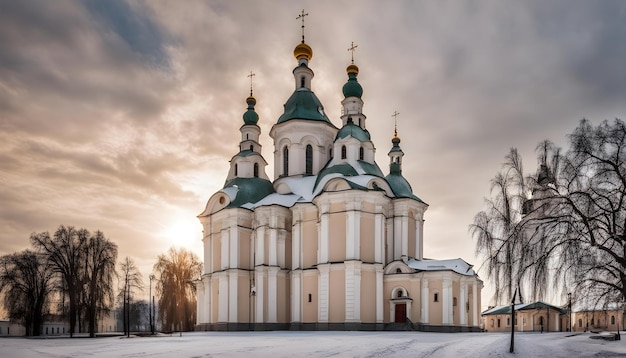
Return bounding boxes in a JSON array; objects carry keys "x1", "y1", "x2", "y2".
[
  {"x1": 277, "y1": 88, "x2": 332, "y2": 124},
  {"x1": 336, "y1": 122, "x2": 371, "y2": 142},
  {"x1": 342, "y1": 73, "x2": 363, "y2": 98},
  {"x1": 223, "y1": 177, "x2": 274, "y2": 208},
  {"x1": 243, "y1": 96, "x2": 259, "y2": 125},
  {"x1": 385, "y1": 172, "x2": 426, "y2": 203}
]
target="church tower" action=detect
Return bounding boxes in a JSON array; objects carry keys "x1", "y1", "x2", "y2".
[{"x1": 269, "y1": 15, "x2": 337, "y2": 186}]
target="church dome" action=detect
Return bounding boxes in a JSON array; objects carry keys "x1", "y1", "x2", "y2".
[
  {"x1": 242, "y1": 96, "x2": 259, "y2": 125},
  {"x1": 294, "y1": 42, "x2": 313, "y2": 61},
  {"x1": 342, "y1": 71, "x2": 363, "y2": 98}
]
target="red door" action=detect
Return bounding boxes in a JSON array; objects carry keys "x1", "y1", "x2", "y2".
[{"x1": 395, "y1": 304, "x2": 407, "y2": 323}]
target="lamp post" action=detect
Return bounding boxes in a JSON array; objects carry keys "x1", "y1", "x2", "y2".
[
  {"x1": 149, "y1": 274, "x2": 155, "y2": 335},
  {"x1": 568, "y1": 292, "x2": 572, "y2": 332}
]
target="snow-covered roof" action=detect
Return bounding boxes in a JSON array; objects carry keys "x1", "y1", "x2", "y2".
[
  {"x1": 407, "y1": 258, "x2": 476, "y2": 276},
  {"x1": 482, "y1": 301, "x2": 567, "y2": 316}
]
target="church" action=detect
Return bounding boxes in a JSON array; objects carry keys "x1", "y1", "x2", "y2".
[{"x1": 195, "y1": 21, "x2": 482, "y2": 331}]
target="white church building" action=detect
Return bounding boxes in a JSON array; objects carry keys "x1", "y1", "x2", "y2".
[{"x1": 195, "y1": 28, "x2": 482, "y2": 331}]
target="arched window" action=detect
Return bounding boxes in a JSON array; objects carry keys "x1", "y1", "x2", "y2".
[
  {"x1": 234, "y1": 164, "x2": 238, "y2": 176},
  {"x1": 397, "y1": 290, "x2": 403, "y2": 298},
  {"x1": 305, "y1": 144, "x2": 313, "y2": 175},
  {"x1": 497, "y1": 319, "x2": 501, "y2": 327},
  {"x1": 507, "y1": 317, "x2": 510, "y2": 326},
  {"x1": 254, "y1": 163, "x2": 259, "y2": 178},
  {"x1": 301, "y1": 76, "x2": 305, "y2": 88},
  {"x1": 612, "y1": 315, "x2": 615, "y2": 325},
  {"x1": 433, "y1": 292, "x2": 439, "y2": 302},
  {"x1": 341, "y1": 145, "x2": 347, "y2": 159},
  {"x1": 396, "y1": 268, "x2": 402, "y2": 273},
  {"x1": 250, "y1": 144, "x2": 253, "y2": 151},
  {"x1": 283, "y1": 146, "x2": 289, "y2": 176},
  {"x1": 359, "y1": 146, "x2": 364, "y2": 160}
]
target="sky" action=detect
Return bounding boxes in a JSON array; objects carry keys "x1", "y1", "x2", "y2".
[{"x1": 1, "y1": 1, "x2": 626, "y2": 309}]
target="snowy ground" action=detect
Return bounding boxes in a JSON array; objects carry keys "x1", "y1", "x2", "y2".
[{"x1": 1, "y1": 331, "x2": 626, "y2": 357}]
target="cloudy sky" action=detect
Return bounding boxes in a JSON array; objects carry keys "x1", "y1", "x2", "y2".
[{"x1": 1, "y1": 1, "x2": 625, "y2": 308}]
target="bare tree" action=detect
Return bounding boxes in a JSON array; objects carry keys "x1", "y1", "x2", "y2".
[
  {"x1": 153, "y1": 247, "x2": 202, "y2": 332},
  {"x1": 31, "y1": 226, "x2": 88, "y2": 337},
  {"x1": 474, "y1": 119, "x2": 626, "y2": 308},
  {"x1": 0, "y1": 250, "x2": 55, "y2": 336},
  {"x1": 84, "y1": 231, "x2": 117, "y2": 337},
  {"x1": 118, "y1": 257, "x2": 143, "y2": 336}
]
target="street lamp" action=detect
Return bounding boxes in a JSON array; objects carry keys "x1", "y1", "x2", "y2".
[{"x1": 149, "y1": 274, "x2": 155, "y2": 335}]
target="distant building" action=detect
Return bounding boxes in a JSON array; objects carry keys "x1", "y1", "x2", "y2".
[
  {"x1": 572, "y1": 309, "x2": 624, "y2": 332},
  {"x1": 195, "y1": 24, "x2": 483, "y2": 331},
  {"x1": 482, "y1": 302, "x2": 569, "y2": 332}
]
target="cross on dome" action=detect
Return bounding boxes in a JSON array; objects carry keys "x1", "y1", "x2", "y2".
[
  {"x1": 348, "y1": 42, "x2": 358, "y2": 64},
  {"x1": 392, "y1": 110, "x2": 400, "y2": 137},
  {"x1": 296, "y1": 9, "x2": 309, "y2": 43},
  {"x1": 247, "y1": 71, "x2": 256, "y2": 96}
]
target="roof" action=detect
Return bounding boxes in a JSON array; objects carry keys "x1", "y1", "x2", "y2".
[
  {"x1": 482, "y1": 301, "x2": 568, "y2": 316},
  {"x1": 222, "y1": 177, "x2": 275, "y2": 208},
  {"x1": 385, "y1": 171, "x2": 426, "y2": 204},
  {"x1": 407, "y1": 258, "x2": 476, "y2": 276},
  {"x1": 277, "y1": 88, "x2": 332, "y2": 124},
  {"x1": 336, "y1": 123, "x2": 371, "y2": 142}
]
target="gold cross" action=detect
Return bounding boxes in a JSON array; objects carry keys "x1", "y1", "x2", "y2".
[
  {"x1": 348, "y1": 42, "x2": 358, "y2": 64},
  {"x1": 247, "y1": 71, "x2": 256, "y2": 96},
  {"x1": 392, "y1": 111, "x2": 400, "y2": 136},
  {"x1": 296, "y1": 9, "x2": 309, "y2": 43}
]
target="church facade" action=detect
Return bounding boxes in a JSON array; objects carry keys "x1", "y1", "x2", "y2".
[{"x1": 195, "y1": 34, "x2": 482, "y2": 331}]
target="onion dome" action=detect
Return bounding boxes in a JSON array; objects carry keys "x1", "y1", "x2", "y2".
[
  {"x1": 242, "y1": 95, "x2": 259, "y2": 125},
  {"x1": 390, "y1": 132, "x2": 402, "y2": 152},
  {"x1": 342, "y1": 64, "x2": 363, "y2": 98},
  {"x1": 294, "y1": 42, "x2": 313, "y2": 61}
]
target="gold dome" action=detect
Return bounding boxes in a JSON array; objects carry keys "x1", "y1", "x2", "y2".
[
  {"x1": 346, "y1": 63, "x2": 359, "y2": 75},
  {"x1": 294, "y1": 42, "x2": 313, "y2": 60}
]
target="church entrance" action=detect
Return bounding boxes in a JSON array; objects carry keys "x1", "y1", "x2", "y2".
[{"x1": 395, "y1": 304, "x2": 407, "y2": 323}]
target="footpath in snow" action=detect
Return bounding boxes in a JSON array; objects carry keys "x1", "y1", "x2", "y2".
[{"x1": 1, "y1": 331, "x2": 626, "y2": 357}]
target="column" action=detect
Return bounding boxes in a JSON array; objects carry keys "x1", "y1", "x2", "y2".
[
  {"x1": 256, "y1": 226, "x2": 265, "y2": 265},
  {"x1": 291, "y1": 271, "x2": 302, "y2": 322},
  {"x1": 374, "y1": 207, "x2": 384, "y2": 263},
  {"x1": 255, "y1": 269, "x2": 264, "y2": 323},
  {"x1": 393, "y1": 216, "x2": 402, "y2": 260},
  {"x1": 228, "y1": 270, "x2": 238, "y2": 322},
  {"x1": 221, "y1": 230, "x2": 230, "y2": 269},
  {"x1": 376, "y1": 265, "x2": 384, "y2": 323},
  {"x1": 196, "y1": 280, "x2": 204, "y2": 325},
  {"x1": 472, "y1": 282, "x2": 478, "y2": 326},
  {"x1": 345, "y1": 261, "x2": 361, "y2": 322},
  {"x1": 292, "y1": 213, "x2": 301, "y2": 269},
  {"x1": 460, "y1": 282, "x2": 467, "y2": 325},
  {"x1": 421, "y1": 279, "x2": 429, "y2": 324},
  {"x1": 401, "y1": 215, "x2": 408, "y2": 257},
  {"x1": 267, "y1": 267, "x2": 278, "y2": 322},
  {"x1": 204, "y1": 277, "x2": 211, "y2": 323},
  {"x1": 319, "y1": 203, "x2": 330, "y2": 263},
  {"x1": 229, "y1": 226, "x2": 239, "y2": 268},
  {"x1": 415, "y1": 214, "x2": 424, "y2": 260},
  {"x1": 269, "y1": 228, "x2": 277, "y2": 266},
  {"x1": 218, "y1": 274, "x2": 228, "y2": 322},
  {"x1": 318, "y1": 264, "x2": 330, "y2": 322},
  {"x1": 442, "y1": 278, "x2": 452, "y2": 325}
]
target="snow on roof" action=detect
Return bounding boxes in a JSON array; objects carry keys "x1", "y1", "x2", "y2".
[
  {"x1": 243, "y1": 193, "x2": 301, "y2": 209},
  {"x1": 407, "y1": 258, "x2": 476, "y2": 276},
  {"x1": 482, "y1": 301, "x2": 567, "y2": 316}
]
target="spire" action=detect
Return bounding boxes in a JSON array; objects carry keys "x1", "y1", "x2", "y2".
[
  {"x1": 342, "y1": 41, "x2": 362, "y2": 99},
  {"x1": 243, "y1": 71, "x2": 259, "y2": 125},
  {"x1": 389, "y1": 111, "x2": 404, "y2": 173},
  {"x1": 293, "y1": 10, "x2": 313, "y2": 64}
]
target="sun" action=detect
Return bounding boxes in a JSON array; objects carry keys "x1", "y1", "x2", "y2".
[{"x1": 161, "y1": 216, "x2": 203, "y2": 250}]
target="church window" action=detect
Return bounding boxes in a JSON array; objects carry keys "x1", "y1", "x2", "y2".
[
  {"x1": 341, "y1": 145, "x2": 347, "y2": 159},
  {"x1": 358, "y1": 118, "x2": 361, "y2": 126},
  {"x1": 250, "y1": 144, "x2": 253, "y2": 151},
  {"x1": 497, "y1": 319, "x2": 501, "y2": 328},
  {"x1": 453, "y1": 297, "x2": 457, "y2": 306},
  {"x1": 507, "y1": 317, "x2": 510, "y2": 326},
  {"x1": 254, "y1": 163, "x2": 259, "y2": 178},
  {"x1": 612, "y1": 315, "x2": 615, "y2": 325},
  {"x1": 359, "y1": 146, "x2": 364, "y2": 160},
  {"x1": 308, "y1": 294, "x2": 312, "y2": 303},
  {"x1": 246, "y1": 134, "x2": 249, "y2": 140},
  {"x1": 397, "y1": 290, "x2": 403, "y2": 298},
  {"x1": 396, "y1": 268, "x2": 402, "y2": 274},
  {"x1": 329, "y1": 147, "x2": 333, "y2": 159},
  {"x1": 283, "y1": 146, "x2": 289, "y2": 176},
  {"x1": 306, "y1": 144, "x2": 313, "y2": 175},
  {"x1": 301, "y1": 76, "x2": 305, "y2": 88},
  {"x1": 234, "y1": 164, "x2": 238, "y2": 176},
  {"x1": 433, "y1": 292, "x2": 439, "y2": 302}
]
